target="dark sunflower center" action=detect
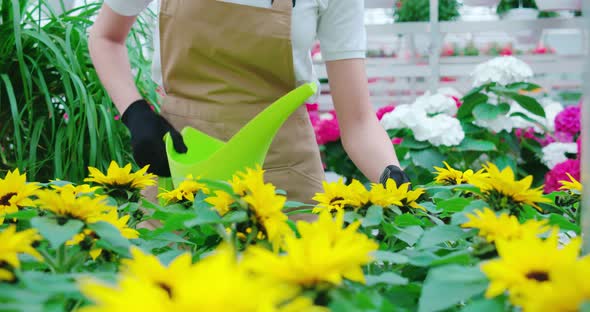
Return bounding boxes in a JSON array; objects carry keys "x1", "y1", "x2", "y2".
[
  {"x1": 330, "y1": 197, "x2": 344, "y2": 204},
  {"x1": 526, "y1": 271, "x2": 549, "y2": 282},
  {"x1": 157, "y1": 282, "x2": 173, "y2": 298},
  {"x1": 0, "y1": 192, "x2": 17, "y2": 206}
]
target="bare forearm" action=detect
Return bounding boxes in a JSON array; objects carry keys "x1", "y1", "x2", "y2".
[
  {"x1": 89, "y1": 37, "x2": 140, "y2": 113},
  {"x1": 326, "y1": 58, "x2": 400, "y2": 182},
  {"x1": 88, "y1": 4, "x2": 141, "y2": 114},
  {"x1": 341, "y1": 116, "x2": 400, "y2": 182}
]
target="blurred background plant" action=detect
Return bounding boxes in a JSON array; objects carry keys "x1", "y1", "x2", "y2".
[
  {"x1": 394, "y1": 0, "x2": 461, "y2": 22},
  {"x1": 0, "y1": 0, "x2": 158, "y2": 182}
]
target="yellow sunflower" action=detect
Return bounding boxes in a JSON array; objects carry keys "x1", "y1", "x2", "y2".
[
  {"x1": 229, "y1": 166, "x2": 265, "y2": 196},
  {"x1": 79, "y1": 244, "x2": 314, "y2": 311},
  {"x1": 158, "y1": 175, "x2": 210, "y2": 205},
  {"x1": 51, "y1": 183, "x2": 99, "y2": 196},
  {"x1": 433, "y1": 162, "x2": 488, "y2": 185},
  {"x1": 312, "y1": 179, "x2": 368, "y2": 214},
  {"x1": 481, "y1": 232, "x2": 581, "y2": 304},
  {"x1": 85, "y1": 161, "x2": 156, "y2": 191},
  {"x1": 35, "y1": 189, "x2": 116, "y2": 222},
  {"x1": 242, "y1": 211, "x2": 378, "y2": 288},
  {"x1": 205, "y1": 191, "x2": 235, "y2": 216},
  {"x1": 559, "y1": 173, "x2": 582, "y2": 194},
  {"x1": 461, "y1": 208, "x2": 551, "y2": 243},
  {"x1": 516, "y1": 258, "x2": 590, "y2": 312},
  {"x1": 0, "y1": 225, "x2": 43, "y2": 281},
  {"x1": 312, "y1": 179, "x2": 353, "y2": 214},
  {"x1": 469, "y1": 163, "x2": 551, "y2": 211},
  {"x1": 0, "y1": 169, "x2": 40, "y2": 223},
  {"x1": 243, "y1": 182, "x2": 293, "y2": 250},
  {"x1": 369, "y1": 179, "x2": 425, "y2": 211}
]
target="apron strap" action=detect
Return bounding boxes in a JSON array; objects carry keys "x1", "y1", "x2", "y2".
[{"x1": 271, "y1": 0, "x2": 295, "y2": 10}]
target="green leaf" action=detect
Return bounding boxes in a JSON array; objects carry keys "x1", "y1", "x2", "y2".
[
  {"x1": 344, "y1": 211, "x2": 362, "y2": 224},
  {"x1": 436, "y1": 198, "x2": 472, "y2": 214},
  {"x1": 497, "y1": 102, "x2": 511, "y2": 115},
  {"x1": 417, "y1": 225, "x2": 472, "y2": 249},
  {"x1": 431, "y1": 250, "x2": 475, "y2": 266},
  {"x1": 394, "y1": 226, "x2": 424, "y2": 246},
  {"x1": 185, "y1": 205, "x2": 222, "y2": 227},
  {"x1": 548, "y1": 214, "x2": 580, "y2": 234},
  {"x1": 394, "y1": 214, "x2": 425, "y2": 227},
  {"x1": 505, "y1": 82, "x2": 542, "y2": 91},
  {"x1": 461, "y1": 297, "x2": 506, "y2": 312},
  {"x1": 511, "y1": 94, "x2": 545, "y2": 118},
  {"x1": 221, "y1": 211, "x2": 249, "y2": 224},
  {"x1": 411, "y1": 148, "x2": 446, "y2": 170},
  {"x1": 458, "y1": 92, "x2": 488, "y2": 120},
  {"x1": 455, "y1": 138, "x2": 497, "y2": 152},
  {"x1": 366, "y1": 272, "x2": 409, "y2": 286},
  {"x1": 472, "y1": 103, "x2": 504, "y2": 120},
  {"x1": 362, "y1": 206, "x2": 383, "y2": 227},
  {"x1": 372, "y1": 251, "x2": 409, "y2": 264},
  {"x1": 400, "y1": 136, "x2": 432, "y2": 150},
  {"x1": 418, "y1": 265, "x2": 488, "y2": 312},
  {"x1": 30, "y1": 217, "x2": 84, "y2": 248},
  {"x1": 88, "y1": 221, "x2": 131, "y2": 256}
]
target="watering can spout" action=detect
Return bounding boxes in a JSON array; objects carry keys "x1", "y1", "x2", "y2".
[{"x1": 163, "y1": 82, "x2": 318, "y2": 188}]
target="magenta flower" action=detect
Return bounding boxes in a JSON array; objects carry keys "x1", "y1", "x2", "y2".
[
  {"x1": 314, "y1": 111, "x2": 340, "y2": 145},
  {"x1": 554, "y1": 105, "x2": 581, "y2": 136},
  {"x1": 544, "y1": 158, "x2": 580, "y2": 193},
  {"x1": 392, "y1": 137, "x2": 404, "y2": 145},
  {"x1": 376, "y1": 106, "x2": 395, "y2": 121},
  {"x1": 577, "y1": 136, "x2": 582, "y2": 155}
]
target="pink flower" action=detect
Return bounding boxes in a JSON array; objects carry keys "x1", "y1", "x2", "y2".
[
  {"x1": 577, "y1": 136, "x2": 582, "y2": 156},
  {"x1": 306, "y1": 103, "x2": 320, "y2": 127},
  {"x1": 392, "y1": 138, "x2": 404, "y2": 145},
  {"x1": 544, "y1": 158, "x2": 580, "y2": 193},
  {"x1": 114, "y1": 115, "x2": 120, "y2": 121},
  {"x1": 553, "y1": 131, "x2": 574, "y2": 143},
  {"x1": 554, "y1": 105, "x2": 581, "y2": 136},
  {"x1": 63, "y1": 113, "x2": 69, "y2": 122},
  {"x1": 451, "y1": 96, "x2": 462, "y2": 108},
  {"x1": 314, "y1": 111, "x2": 340, "y2": 145},
  {"x1": 376, "y1": 106, "x2": 395, "y2": 121}
]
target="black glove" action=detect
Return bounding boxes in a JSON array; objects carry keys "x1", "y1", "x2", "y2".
[
  {"x1": 379, "y1": 165, "x2": 411, "y2": 188},
  {"x1": 122, "y1": 99, "x2": 187, "y2": 177}
]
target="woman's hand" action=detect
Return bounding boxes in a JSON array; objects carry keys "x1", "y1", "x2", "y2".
[{"x1": 325, "y1": 58, "x2": 406, "y2": 184}]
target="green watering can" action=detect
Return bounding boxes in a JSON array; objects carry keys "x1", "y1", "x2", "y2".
[{"x1": 159, "y1": 82, "x2": 318, "y2": 193}]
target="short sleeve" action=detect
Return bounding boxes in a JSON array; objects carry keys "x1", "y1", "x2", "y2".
[
  {"x1": 104, "y1": 0, "x2": 154, "y2": 16},
  {"x1": 317, "y1": 0, "x2": 367, "y2": 61}
]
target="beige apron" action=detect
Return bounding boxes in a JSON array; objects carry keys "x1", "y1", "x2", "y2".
[{"x1": 143, "y1": 0, "x2": 325, "y2": 213}]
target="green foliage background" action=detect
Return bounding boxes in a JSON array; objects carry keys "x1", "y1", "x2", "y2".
[{"x1": 0, "y1": 0, "x2": 158, "y2": 182}]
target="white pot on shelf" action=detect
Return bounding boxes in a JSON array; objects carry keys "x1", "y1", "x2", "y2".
[
  {"x1": 535, "y1": 0, "x2": 581, "y2": 11},
  {"x1": 462, "y1": 0, "x2": 500, "y2": 7}
]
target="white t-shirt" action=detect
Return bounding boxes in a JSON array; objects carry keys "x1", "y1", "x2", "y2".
[{"x1": 104, "y1": 0, "x2": 367, "y2": 95}]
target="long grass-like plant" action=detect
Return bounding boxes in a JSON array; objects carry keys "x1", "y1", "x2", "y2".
[{"x1": 0, "y1": 0, "x2": 158, "y2": 182}]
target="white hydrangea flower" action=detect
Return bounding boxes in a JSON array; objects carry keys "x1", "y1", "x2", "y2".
[
  {"x1": 541, "y1": 142, "x2": 578, "y2": 169},
  {"x1": 471, "y1": 56, "x2": 534, "y2": 87},
  {"x1": 413, "y1": 92, "x2": 458, "y2": 116},
  {"x1": 380, "y1": 105, "x2": 428, "y2": 130},
  {"x1": 474, "y1": 114, "x2": 515, "y2": 133},
  {"x1": 540, "y1": 98, "x2": 564, "y2": 132},
  {"x1": 423, "y1": 115, "x2": 465, "y2": 147}
]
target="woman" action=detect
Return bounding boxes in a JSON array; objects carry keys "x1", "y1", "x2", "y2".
[{"x1": 88, "y1": 0, "x2": 410, "y2": 206}]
